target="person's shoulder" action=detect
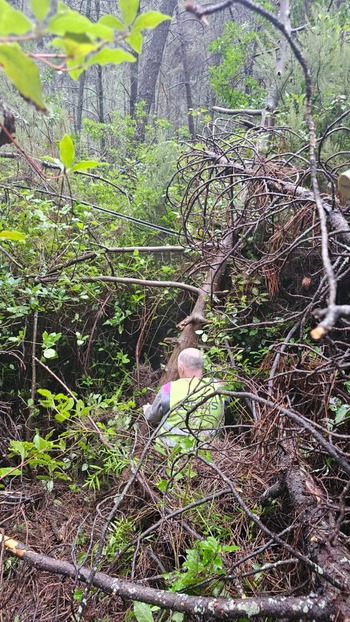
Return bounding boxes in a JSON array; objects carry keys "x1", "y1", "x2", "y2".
[{"x1": 160, "y1": 381, "x2": 172, "y2": 394}]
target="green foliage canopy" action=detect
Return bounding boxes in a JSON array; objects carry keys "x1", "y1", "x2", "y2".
[{"x1": 0, "y1": 0, "x2": 170, "y2": 111}]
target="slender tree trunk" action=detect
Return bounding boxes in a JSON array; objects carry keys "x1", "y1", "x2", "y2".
[
  {"x1": 175, "y1": 5, "x2": 195, "y2": 138},
  {"x1": 160, "y1": 230, "x2": 234, "y2": 383},
  {"x1": 76, "y1": 73, "x2": 87, "y2": 133},
  {"x1": 75, "y1": 0, "x2": 92, "y2": 133},
  {"x1": 130, "y1": 54, "x2": 139, "y2": 120},
  {"x1": 263, "y1": 0, "x2": 291, "y2": 126},
  {"x1": 138, "y1": 0, "x2": 177, "y2": 128},
  {"x1": 95, "y1": 0, "x2": 105, "y2": 150}
]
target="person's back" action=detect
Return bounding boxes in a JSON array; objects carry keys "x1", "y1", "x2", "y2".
[
  {"x1": 158, "y1": 375, "x2": 224, "y2": 446},
  {"x1": 143, "y1": 348, "x2": 225, "y2": 447}
]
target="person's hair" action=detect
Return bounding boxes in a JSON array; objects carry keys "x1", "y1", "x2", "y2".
[{"x1": 177, "y1": 348, "x2": 203, "y2": 373}]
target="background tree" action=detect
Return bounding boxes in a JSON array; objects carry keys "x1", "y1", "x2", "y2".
[{"x1": 0, "y1": 0, "x2": 349, "y2": 621}]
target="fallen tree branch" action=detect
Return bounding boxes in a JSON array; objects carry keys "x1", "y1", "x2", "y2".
[
  {"x1": 39, "y1": 247, "x2": 190, "y2": 277},
  {"x1": 0, "y1": 533, "x2": 334, "y2": 619},
  {"x1": 212, "y1": 106, "x2": 263, "y2": 116},
  {"x1": 181, "y1": 389, "x2": 350, "y2": 477},
  {"x1": 202, "y1": 149, "x2": 350, "y2": 336},
  {"x1": 36, "y1": 275, "x2": 200, "y2": 295},
  {"x1": 311, "y1": 303, "x2": 350, "y2": 339}
]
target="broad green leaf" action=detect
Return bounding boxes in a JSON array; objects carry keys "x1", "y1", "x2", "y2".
[
  {"x1": 30, "y1": 0, "x2": 50, "y2": 21},
  {"x1": 0, "y1": 43, "x2": 46, "y2": 111},
  {"x1": 99, "y1": 14, "x2": 125, "y2": 31},
  {"x1": 222, "y1": 544, "x2": 240, "y2": 552},
  {"x1": 59, "y1": 134, "x2": 75, "y2": 170},
  {"x1": 86, "y1": 48, "x2": 136, "y2": 68},
  {"x1": 52, "y1": 32, "x2": 95, "y2": 48},
  {"x1": 0, "y1": 0, "x2": 32, "y2": 35},
  {"x1": 0, "y1": 230, "x2": 26, "y2": 241},
  {"x1": 67, "y1": 55, "x2": 86, "y2": 80},
  {"x1": 0, "y1": 467, "x2": 22, "y2": 477},
  {"x1": 47, "y1": 4, "x2": 113, "y2": 41},
  {"x1": 51, "y1": 33, "x2": 97, "y2": 76},
  {"x1": 9, "y1": 440, "x2": 27, "y2": 461},
  {"x1": 133, "y1": 601, "x2": 154, "y2": 622},
  {"x1": 71, "y1": 160, "x2": 102, "y2": 172},
  {"x1": 41, "y1": 156, "x2": 64, "y2": 170},
  {"x1": 33, "y1": 432, "x2": 50, "y2": 451},
  {"x1": 126, "y1": 31, "x2": 143, "y2": 54},
  {"x1": 51, "y1": 34, "x2": 91, "y2": 78},
  {"x1": 55, "y1": 411, "x2": 71, "y2": 422},
  {"x1": 133, "y1": 11, "x2": 171, "y2": 31},
  {"x1": 43, "y1": 348, "x2": 57, "y2": 359},
  {"x1": 37, "y1": 388, "x2": 53, "y2": 398},
  {"x1": 119, "y1": 0, "x2": 139, "y2": 26},
  {"x1": 335, "y1": 404, "x2": 350, "y2": 425}
]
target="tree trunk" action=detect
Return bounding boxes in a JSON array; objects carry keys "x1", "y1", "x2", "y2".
[
  {"x1": 75, "y1": 0, "x2": 92, "y2": 133},
  {"x1": 0, "y1": 532, "x2": 337, "y2": 620},
  {"x1": 262, "y1": 460, "x2": 350, "y2": 621},
  {"x1": 174, "y1": 5, "x2": 195, "y2": 138},
  {"x1": 160, "y1": 230, "x2": 234, "y2": 383},
  {"x1": 138, "y1": 0, "x2": 177, "y2": 127},
  {"x1": 130, "y1": 53, "x2": 139, "y2": 119},
  {"x1": 262, "y1": 0, "x2": 291, "y2": 126}
]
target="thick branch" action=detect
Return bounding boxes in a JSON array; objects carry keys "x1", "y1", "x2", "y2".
[
  {"x1": 36, "y1": 275, "x2": 200, "y2": 296},
  {"x1": 212, "y1": 106, "x2": 263, "y2": 116},
  {"x1": 203, "y1": 150, "x2": 350, "y2": 335},
  {"x1": 0, "y1": 534, "x2": 334, "y2": 620},
  {"x1": 40, "y1": 247, "x2": 191, "y2": 277}
]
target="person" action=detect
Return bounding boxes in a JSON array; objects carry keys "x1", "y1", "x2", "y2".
[{"x1": 143, "y1": 348, "x2": 225, "y2": 447}]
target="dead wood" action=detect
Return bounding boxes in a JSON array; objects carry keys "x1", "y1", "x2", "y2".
[
  {"x1": 260, "y1": 462, "x2": 350, "y2": 620},
  {"x1": 0, "y1": 532, "x2": 336, "y2": 619}
]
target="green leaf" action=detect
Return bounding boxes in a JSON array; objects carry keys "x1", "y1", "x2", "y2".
[
  {"x1": 119, "y1": 0, "x2": 139, "y2": 26},
  {"x1": 0, "y1": 43, "x2": 46, "y2": 111},
  {"x1": 66, "y1": 55, "x2": 86, "y2": 80},
  {"x1": 47, "y1": 4, "x2": 113, "y2": 40},
  {"x1": 71, "y1": 160, "x2": 102, "y2": 172},
  {"x1": 55, "y1": 411, "x2": 71, "y2": 423},
  {"x1": 0, "y1": 467, "x2": 22, "y2": 477},
  {"x1": 43, "y1": 348, "x2": 57, "y2": 359},
  {"x1": 133, "y1": 11, "x2": 171, "y2": 31},
  {"x1": 335, "y1": 404, "x2": 350, "y2": 425},
  {"x1": 33, "y1": 432, "x2": 51, "y2": 451},
  {"x1": 0, "y1": 230, "x2": 26, "y2": 241},
  {"x1": 30, "y1": 0, "x2": 50, "y2": 21},
  {"x1": 9, "y1": 440, "x2": 27, "y2": 461},
  {"x1": 86, "y1": 48, "x2": 136, "y2": 68},
  {"x1": 222, "y1": 544, "x2": 240, "y2": 552},
  {"x1": 0, "y1": 0, "x2": 32, "y2": 35},
  {"x1": 156, "y1": 478, "x2": 168, "y2": 492},
  {"x1": 98, "y1": 14, "x2": 125, "y2": 31},
  {"x1": 37, "y1": 389, "x2": 53, "y2": 398},
  {"x1": 133, "y1": 602, "x2": 154, "y2": 622},
  {"x1": 59, "y1": 134, "x2": 75, "y2": 170},
  {"x1": 42, "y1": 156, "x2": 64, "y2": 171},
  {"x1": 50, "y1": 33, "x2": 98, "y2": 78},
  {"x1": 126, "y1": 31, "x2": 143, "y2": 54}
]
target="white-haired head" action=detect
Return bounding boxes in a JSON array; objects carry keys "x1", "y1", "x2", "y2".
[{"x1": 177, "y1": 348, "x2": 203, "y2": 378}]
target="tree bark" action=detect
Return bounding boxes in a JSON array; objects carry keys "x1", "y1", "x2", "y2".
[
  {"x1": 175, "y1": 5, "x2": 195, "y2": 138},
  {"x1": 160, "y1": 229, "x2": 234, "y2": 382},
  {"x1": 137, "y1": 0, "x2": 177, "y2": 123},
  {"x1": 75, "y1": 0, "x2": 92, "y2": 133},
  {"x1": 0, "y1": 533, "x2": 336, "y2": 620},
  {"x1": 262, "y1": 462, "x2": 350, "y2": 621},
  {"x1": 262, "y1": 0, "x2": 291, "y2": 126}
]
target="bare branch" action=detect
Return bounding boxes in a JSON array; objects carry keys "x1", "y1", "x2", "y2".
[{"x1": 0, "y1": 533, "x2": 334, "y2": 620}]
